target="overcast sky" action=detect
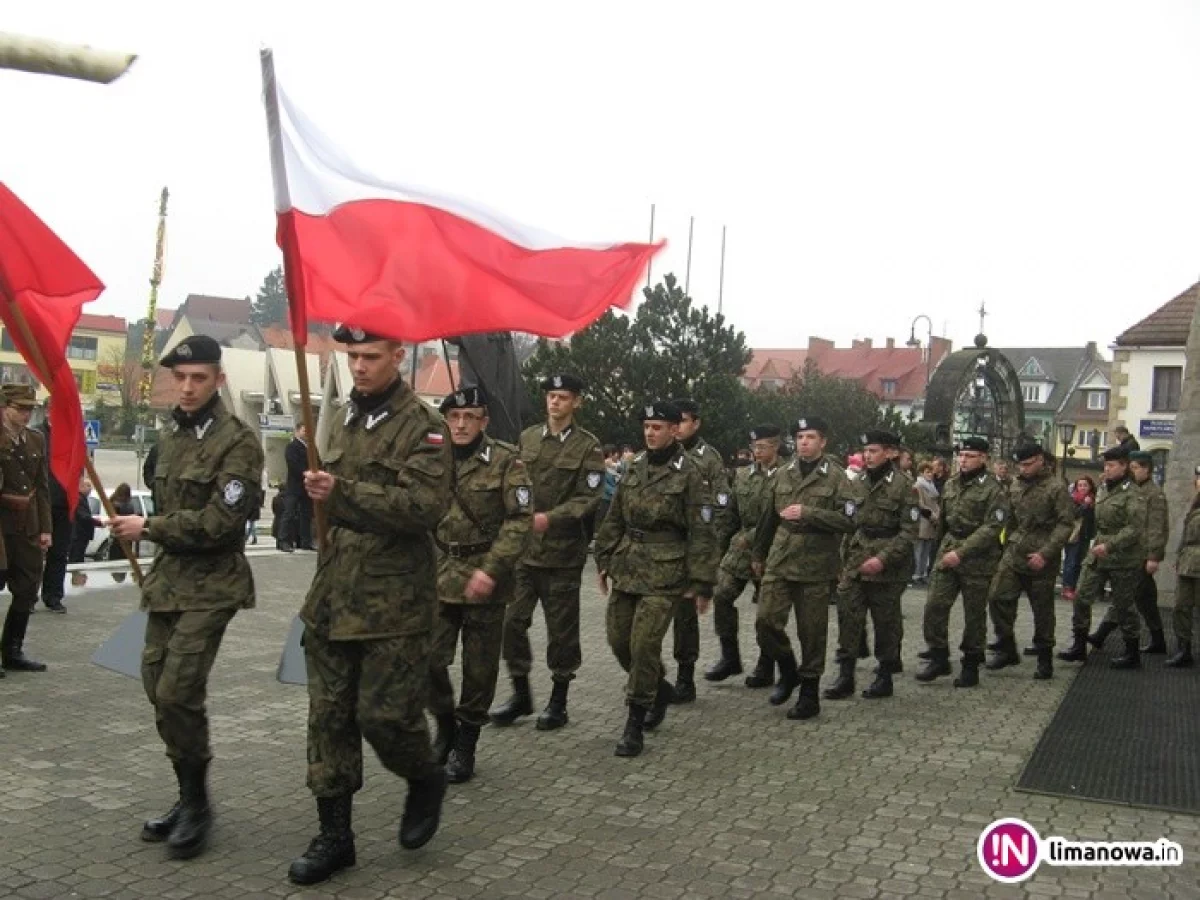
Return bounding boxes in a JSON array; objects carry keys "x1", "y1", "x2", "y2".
[{"x1": 5, "y1": 1, "x2": 1200, "y2": 354}]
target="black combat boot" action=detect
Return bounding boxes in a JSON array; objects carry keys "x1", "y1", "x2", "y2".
[
  {"x1": 536, "y1": 678, "x2": 570, "y2": 730},
  {"x1": 614, "y1": 705, "x2": 646, "y2": 757},
  {"x1": 141, "y1": 762, "x2": 182, "y2": 842},
  {"x1": 786, "y1": 678, "x2": 820, "y2": 720},
  {"x1": 643, "y1": 680, "x2": 673, "y2": 730},
  {"x1": 1057, "y1": 631, "x2": 1088, "y2": 662},
  {"x1": 399, "y1": 768, "x2": 447, "y2": 850},
  {"x1": 987, "y1": 637, "x2": 1002, "y2": 652},
  {"x1": 822, "y1": 658, "x2": 856, "y2": 700},
  {"x1": 861, "y1": 667, "x2": 893, "y2": 699},
  {"x1": 287, "y1": 795, "x2": 356, "y2": 885},
  {"x1": 953, "y1": 654, "x2": 981, "y2": 688},
  {"x1": 1141, "y1": 629, "x2": 1167, "y2": 654},
  {"x1": 769, "y1": 653, "x2": 800, "y2": 706},
  {"x1": 1086, "y1": 620, "x2": 1117, "y2": 651},
  {"x1": 1109, "y1": 638, "x2": 1141, "y2": 670},
  {"x1": 743, "y1": 652, "x2": 775, "y2": 688},
  {"x1": 166, "y1": 760, "x2": 212, "y2": 860},
  {"x1": 1, "y1": 610, "x2": 47, "y2": 672},
  {"x1": 1033, "y1": 648, "x2": 1053, "y2": 680},
  {"x1": 431, "y1": 713, "x2": 457, "y2": 766},
  {"x1": 446, "y1": 722, "x2": 480, "y2": 784},
  {"x1": 670, "y1": 663, "x2": 696, "y2": 704},
  {"x1": 704, "y1": 637, "x2": 743, "y2": 681},
  {"x1": 917, "y1": 648, "x2": 933, "y2": 660},
  {"x1": 914, "y1": 647, "x2": 951, "y2": 682},
  {"x1": 1165, "y1": 646, "x2": 1195, "y2": 668},
  {"x1": 985, "y1": 637, "x2": 1020, "y2": 670},
  {"x1": 489, "y1": 676, "x2": 533, "y2": 726}
]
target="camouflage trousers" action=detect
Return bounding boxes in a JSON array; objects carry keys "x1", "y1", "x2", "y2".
[
  {"x1": 1175, "y1": 575, "x2": 1199, "y2": 646},
  {"x1": 756, "y1": 580, "x2": 832, "y2": 679},
  {"x1": 922, "y1": 568, "x2": 992, "y2": 658},
  {"x1": 606, "y1": 591, "x2": 678, "y2": 708},
  {"x1": 1101, "y1": 570, "x2": 1163, "y2": 632},
  {"x1": 3, "y1": 534, "x2": 43, "y2": 615},
  {"x1": 303, "y1": 628, "x2": 437, "y2": 798},
  {"x1": 835, "y1": 579, "x2": 905, "y2": 669},
  {"x1": 503, "y1": 565, "x2": 583, "y2": 681},
  {"x1": 671, "y1": 596, "x2": 699, "y2": 666},
  {"x1": 141, "y1": 608, "x2": 236, "y2": 765},
  {"x1": 712, "y1": 569, "x2": 760, "y2": 642},
  {"x1": 1070, "y1": 565, "x2": 1141, "y2": 642},
  {"x1": 428, "y1": 602, "x2": 505, "y2": 728},
  {"x1": 988, "y1": 566, "x2": 1056, "y2": 649}
]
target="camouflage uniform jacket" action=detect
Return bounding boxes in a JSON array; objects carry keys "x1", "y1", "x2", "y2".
[
  {"x1": 0, "y1": 425, "x2": 52, "y2": 538},
  {"x1": 594, "y1": 445, "x2": 717, "y2": 597},
  {"x1": 720, "y1": 461, "x2": 779, "y2": 579},
  {"x1": 935, "y1": 469, "x2": 1010, "y2": 576},
  {"x1": 1137, "y1": 478, "x2": 1169, "y2": 563},
  {"x1": 435, "y1": 435, "x2": 533, "y2": 605},
  {"x1": 684, "y1": 436, "x2": 735, "y2": 552},
  {"x1": 142, "y1": 401, "x2": 265, "y2": 612},
  {"x1": 518, "y1": 422, "x2": 604, "y2": 569},
  {"x1": 1176, "y1": 505, "x2": 1200, "y2": 577},
  {"x1": 753, "y1": 457, "x2": 857, "y2": 584},
  {"x1": 1090, "y1": 476, "x2": 1147, "y2": 571},
  {"x1": 841, "y1": 463, "x2": 921, "y2": 583},
  {"x1": 1000, "y1": 469, "x2": 1075, "y2": 576},
  {"x1": 301, "y1": 380, "x2": 452, "y2": 640}
]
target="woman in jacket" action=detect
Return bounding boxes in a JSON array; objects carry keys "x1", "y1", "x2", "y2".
[
  {"x1": 1060, "y1": 476, "x2": 1096, "y2": 601},
  {"x1": 1167, "y1": 466, "x2": 1200, "y2": 667}
]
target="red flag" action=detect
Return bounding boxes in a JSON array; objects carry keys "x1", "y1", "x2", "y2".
[
  {"x1": 262, "y1": 50, "x2": 662, "y2": 345},
  {"x1": 0, "y1": 182, "x2": 104, "y2": 517}
]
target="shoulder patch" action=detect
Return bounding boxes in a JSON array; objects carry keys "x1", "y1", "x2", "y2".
[
  {"x1": 700, "y1": 504, "x2": 713, "y2": 523},
  {"x1": 223, "y1": 479, "x2": 245, "y2": 507},
  {"x1": 843, "y1": 499, "x2": 857, "y2": 517},
  {"x1": 587, "y1": 471, "x2": 602, "y2": 489},
  {"x1": 909, "y1": 505, "x2": 921, "y2": 522},
  {"x1": 425, "y1": 431, "x2": 445, "y2": 445},
  {"x1": 994, "y1": 508, "x2": 1006, "y2": 522},
  {"x1": 716, "y1": 491, "x2": 730, "y2": 508},
  {"x1": 515, "y1": 485, "x2": 531, "y2": 508}
]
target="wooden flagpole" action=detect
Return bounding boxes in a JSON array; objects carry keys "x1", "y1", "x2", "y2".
[{"x1": 291, "y1": 342, "x2": 327, "y2": 550}]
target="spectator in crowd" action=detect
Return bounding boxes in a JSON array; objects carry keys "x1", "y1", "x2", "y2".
[
  {"x1": 913, "y1": 462, "x2": 940, "y2": 585},
  {"x1": 596, "y1": 445, "x2": 621, "y2": 531},
  {"x1": 1113, "y1": 425, "x2": 1140, "y2": 455},
  {"x1": 107, "y1": 483, "x2": 136, "y2": 583},
  {"x1": 279, "y1": 423, "x2": 314, "y2": 553},
  {"x1": 68, "y1": 475, "x2": 102, "y2": 587},
  {"x1": 1060, "y1": 476, "x2": 1096, "y2": 601}
]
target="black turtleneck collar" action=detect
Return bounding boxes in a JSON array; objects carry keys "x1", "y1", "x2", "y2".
[
  {"x1": 647, "y1": 443, "x2": 678, "y2": 466},
  {"x1": 797, "y1": 456, "x2": 821, "y2": 477},
  {"x1": 350, "y1": 377, "x2": 402, "y2": 416},
  {"x1": 866, "y1": 460, "x2": 894, "y2": 484},
  {"x1": 453, "y1": 433, "x2": 485, "y2": 462},
  {"x1": 1105, "y1": 474, "x2": 1129, "y2": 491},
  {"x1": 959, "y1": 466, "x2": 984, "y2": 482},
  {"x1": 682, "y1": 434, "x2": 701, "y2": 451},
  {"x1": 172, "y1": 392, "x2": 221, "y2": 430}
]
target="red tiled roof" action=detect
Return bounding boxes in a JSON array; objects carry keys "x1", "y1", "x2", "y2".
[
  {"x1": 259, "y1": 325, "x2": 342, "y2": 356},
  {"x1": 181, "y1": 294, "x2": 252, "y2": 324},
  {"x1": 414, "y1": 354, "x2": 459, "y2": 397},
  {"x1": 77, "y1": 313, "x2": 127, "y2": 333},
  {"x1": 1115, "y1": 282, "x2": 1198, "y2": 347},
  {"x1": 155, "y1": 308, "x2": 177, "y2": 329}
]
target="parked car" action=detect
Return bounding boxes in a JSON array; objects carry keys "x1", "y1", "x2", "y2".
[{"x1": 85, "y1": 489, "x2": 157, "y2": 560}]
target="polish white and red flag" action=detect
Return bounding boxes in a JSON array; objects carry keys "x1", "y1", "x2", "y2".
[{"x1": 260, "y1": 50, "x2": 663, "y2": 346}]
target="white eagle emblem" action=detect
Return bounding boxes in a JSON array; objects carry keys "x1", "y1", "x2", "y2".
[
  {"x1": 223, "y1": 479, "x2": 245, "y2": 507},
  {"x1": 553, "y1": 375, "x2": 563, "y2": 388},
  {"x1": 700, "y1": 505, "x2": 713, "y2": 523},
  {"x1": 716, "y1": 491, "x2": 729, "y2": 507},
  {"x1": 995, "y1": 508, "x2": 1006, "y2": 522},
  {"x1": 844, "y1": 500, "x2": 856, "y2": 517},
  {"x1": 909, "y1": 506, "x2": 921, "y2": 522},
  {"x1": 516, "y1": 486, "x2": 531, "y2": 507},
  {"x1": 587, "y1": 471, "x2": 602, "y2": 489},
  {"x1": 645, "y1": 405, "x2": 655, "y2": 418},
  {"x1": 455, "y1": 392, "x2": 465, "y2": 405},
  {"x1": 350, "y1": 327, "x2": 366, "y2": 341},
  {"x1": 798, "y1": 418, "x2": 807, "y2": 430},
  {"x1": 176, "y1": 343, "x2": 192, "y2": 359}
]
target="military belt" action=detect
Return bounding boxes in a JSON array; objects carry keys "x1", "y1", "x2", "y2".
[
  {"x1": 860, "y1": 527, "x2": 900, "y2": 539},
  {"x1": 949, "y1": 527, "x2": 975, "y2": 539},
  {"x1": 166, "y1": 543, "x2": 243, "y2": 557},
  {"x1": 627, "y1": 528, "x2": 684, "y2": 543},
  {"x1": 434, "y1": 537, "x2": 493, "y2": 559}
]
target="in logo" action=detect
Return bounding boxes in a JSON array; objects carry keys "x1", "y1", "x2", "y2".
[{"x1": 978, "y1": 818, "x2": 1041, "y2": 883}]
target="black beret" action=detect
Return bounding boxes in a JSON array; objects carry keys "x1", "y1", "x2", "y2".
[
  {"x1": 639, "y1": 400, "x2": 682, "y2": 424},
  {"x1": 749, "y1": 424, "x2": 781, "y2": 441},
  {"x1": 860, "y1": 429, "x2": 900, "y2": 448},
  {"x1": 160, "y1": 335, "x2": 222, "y2": 367},
  {"x1": 1128, "y1": 450, "x2": 1153, "y2": 465},
  {"x1": 1101, "y1": 445, "x2": 1130, "y2": 462},
  {"x1": 439, "y1": 384, "x2": 488, "y2": 413},
  {"x1": 671, "y1": 398, "x2": 700, "y2": 417},
  {"x1": 795, "y1": 416, "x2": 830, "y2": 436},
  {"x1": 540, "y1": 373, "x2": 585, "y2": 394},
  {"x1": 957, "y1": 436, "x2": 991, "y2": 454},
  {"x1": 332, "y1": 323, "x2": 389, "y2": 344},
  {"x1": 1012, "y1": 444, "x2": 1043, "y2": 462}
]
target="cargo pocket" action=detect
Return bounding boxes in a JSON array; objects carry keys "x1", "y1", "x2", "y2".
[
  {"x1": 647, "y1": 543, "x2": 687, "y2": 589},
  {"x1": 141, "y1": 644, "x2": 166, "y2": 705}
]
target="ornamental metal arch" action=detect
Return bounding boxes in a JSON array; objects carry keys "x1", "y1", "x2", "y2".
[{"x1": 920, "y1": 336, "x2": 1026, "y2": 458}]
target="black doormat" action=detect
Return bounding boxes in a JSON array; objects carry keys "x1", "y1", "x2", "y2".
[{"x1": 1015, "y1": 615, "x2": 1200, "y2": 815}]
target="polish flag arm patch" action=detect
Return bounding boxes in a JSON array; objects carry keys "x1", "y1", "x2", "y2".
[{"x1": 425, "y1": 431, "x2": 445, "y2": 445}]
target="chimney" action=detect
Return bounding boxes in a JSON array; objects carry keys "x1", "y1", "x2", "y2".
[
  {"x1": 886, "y1": 337, "x2": 895, "y2": 350},
  {"x1": 852, "y1": 338, "x2": 873, "y2": 351}
]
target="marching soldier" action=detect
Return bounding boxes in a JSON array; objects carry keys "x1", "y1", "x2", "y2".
[
  {"x1": 824, "y1": 430, "x2": 919, "y2": 701},
  {"x1": 108, "y1": 337, "x2": 264, "y2": 860},
  {"x1": 705, "y1": 424, "x2": 781, "y2": 685},
  {"x1": 667, "y1": 398, "x2": 732, "y2": 703},
  {"x1": 914, "y1": 438, "x2": 1009, "y2": 688},
  {"x1": 752, "y1": 416, "x2": 857, "y2": 719},
  {"x1": 985, "y1": 444, "x2": 1073, "y2": 676},
  {"x1": 595, "y1": 401, "x2": 715, "y2": 757},
  {"x1": 286, "y1": 327, "x2": 452, "y2": 886},
  {"x1": 1166, "y1": 465, "x2": 1200, "y2": 667},
  {"x1": 0, "y1": 384, "x2": 51, "y2": 673},
  {"x1": 491, "y1": 374, "x2": 603, "y2": 731},
  {"x1": 1061, "y1": 446, "x2": 1148, "y2": 669},
  {"x1": 428, "y1": 385, "x2": 532, "y2": 785}
]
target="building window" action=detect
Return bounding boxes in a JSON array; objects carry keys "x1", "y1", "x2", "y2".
[
  {"x1": 1151, "y1": 366, "x2": 1182, "y2": 412},
  {"x1": 881, "y1": 379, "x2": 897, "y2": 396},
  {"x1": 1086, "y1": 390, "x2": 1107, "y2": 411},
  {"x1": 0, "y1": 363, "x2": 35, "y2": 386},
  {"x1": 67, "y1": 335, "x2": 98, "y2": 361},
  {"x1": 1076, "y1": 428, "x2": 1085, "y2": 445},
  {"x1": 1022, "y1": 384, "x2": 1042, "y2": 403},
  {"x1": 73, "y1": 370, "x2": 97, "y2": 394},
  {"x1": 0, "y1": 329, "x2": 15, "y2": 352}
]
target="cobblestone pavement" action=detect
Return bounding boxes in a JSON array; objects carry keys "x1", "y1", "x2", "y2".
[{"x1": 2, "y1": 555, "x2": 1197, "y2": 899}]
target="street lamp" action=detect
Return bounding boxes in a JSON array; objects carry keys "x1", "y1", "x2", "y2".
[
  {"x1": 907, "y1": 314, "x2": 934, "y2": 409},
  {"x1": 1057, "y1": 420, "x2": 1074, "y2": 457}
]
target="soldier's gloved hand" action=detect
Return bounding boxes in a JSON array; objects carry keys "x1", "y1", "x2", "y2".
[
  {"x1": 464, "y1": 569, "x2": 496, "y2": 601},
  {"x1": 858, "y1": 557, "x2": 884, "y2": 576}
]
